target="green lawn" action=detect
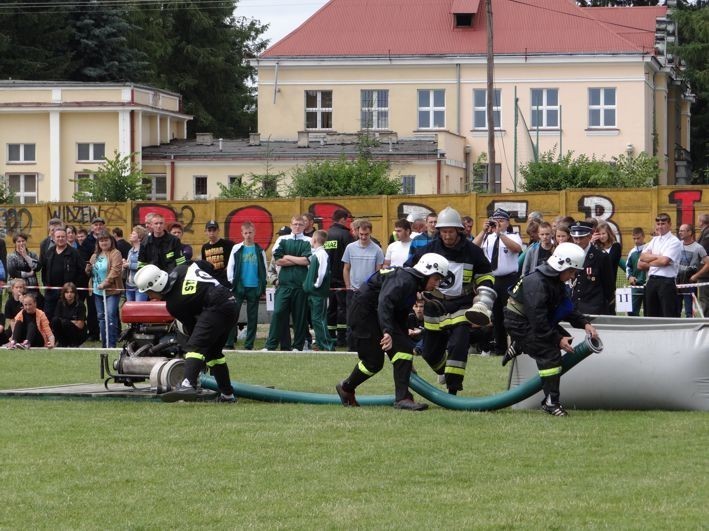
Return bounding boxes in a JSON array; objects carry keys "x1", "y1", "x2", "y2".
[{"x1": 1, "y1": 349, "x2": 707, "y2": 529}]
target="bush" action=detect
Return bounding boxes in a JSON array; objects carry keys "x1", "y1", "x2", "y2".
[{"x1": 520, "y1": 149, "x2": 659, "y2": 191}]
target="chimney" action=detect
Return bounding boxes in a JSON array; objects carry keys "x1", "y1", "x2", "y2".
[
  {"x1": 249, "y1": 132, "x2": 261, "y2": 146},
  {"x1": 196, "y1": 132, "x2": 214, "y2": 145},
  {"x1": 297, "y1": 131, "x2": 310, "y2": 148}
]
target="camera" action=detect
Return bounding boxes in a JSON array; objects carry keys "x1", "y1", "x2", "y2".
[{"x1": 487, "y1": 220, "x2": 497, "y2": 229}]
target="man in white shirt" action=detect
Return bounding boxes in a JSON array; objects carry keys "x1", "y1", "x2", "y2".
[
  {"x1": 384, "y1": 219, "x2": 413, "y2": 267},
  {"x1": 638, "y1": 213, "x2": 682, "y2": 317},
  {"x1": 473, "y1": 208, "x2": 523, "y2": 356}
]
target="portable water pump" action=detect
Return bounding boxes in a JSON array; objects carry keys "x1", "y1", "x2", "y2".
[{"x1": 100, "y1": 301, "x2": 186, "y2": 393}]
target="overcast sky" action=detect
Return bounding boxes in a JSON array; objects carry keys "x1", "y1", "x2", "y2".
[{"x1": 235, "y1": 0, "x2": 330, "y2": 49}]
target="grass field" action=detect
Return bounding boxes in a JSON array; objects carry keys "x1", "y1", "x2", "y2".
[{"x1": 1, "y1": 348, "x2": 707, "y2": 529}]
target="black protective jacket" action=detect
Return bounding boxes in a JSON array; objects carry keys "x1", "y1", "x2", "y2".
[
  {"x1": 162, "y1": 261, "x2": 234, "y2": 335},
  {"x1": 508, "y1": 263, "x2": 590, "y2": 346},
  {"x1": 325, "y1": 222, "x2": 354, "y2": 286},
  {"x1": 349, "y1": 267, "x2": 424, "y2": 344},
  {"x1": 138, "y1": 232, "x2": 185, "y2": 272},
  {"x1": 406, "y1": 232, "x2": 494, "y2": 298}
]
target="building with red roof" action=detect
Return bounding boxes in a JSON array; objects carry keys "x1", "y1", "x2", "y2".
[{"x1": 254, "y1": 0, "x2": 692, "y2": 192}]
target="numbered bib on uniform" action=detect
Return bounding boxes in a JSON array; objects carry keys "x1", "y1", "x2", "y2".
[
  {"x1": 266, "y1": 287, "x2": 275, "y2": 312},
  {"x1": 615, "y1": 288, "x2": 633, "y2": 313}
]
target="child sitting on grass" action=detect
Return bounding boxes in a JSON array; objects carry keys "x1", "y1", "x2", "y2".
[{"x1": 5, "y1": 293, "x2": 54, "y2": 349}]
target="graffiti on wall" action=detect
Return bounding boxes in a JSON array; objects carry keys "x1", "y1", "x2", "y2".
[
  {"x1": 578, "y1": 195, "x2": 622, "y2": 246},
  {"x1": 48, "y1": 204, "x2": 127, "y2": 228},
  {"x1": 0, "y1": 207, "x2": 33, "y2": 238},
  {"x1": 669, "y1": 189, "x2": 703, "y2": 227},
  {"x1": 132, "y1": 204, "x2": 196, "y2": 234},
  {"x1": 224, "y1": 206, "x2": 275, "y2": 250}
]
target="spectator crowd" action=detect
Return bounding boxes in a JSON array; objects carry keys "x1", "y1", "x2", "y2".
[{"x1": 1, "y1": 207, "x2": 707, "y2": 354}]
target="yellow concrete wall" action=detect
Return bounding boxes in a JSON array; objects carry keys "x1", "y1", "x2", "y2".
[
  {"x1": 257, "y1": 59, "x2": 661, "y2": 192},
  {"x1": 0, "y1": 88, "x2": 53, "y2": 104},
  {"x1": 0, "y1": 113, "x2": 49, "y2": 176},
  {"x1": 5, "y1": 187, "x2": 706, "y2": 261},
  {"x1": 59, "y1": 112, "x2": 119, "y2": 200},
  {"x1": 61, "y1": 88, "x2": 124, "y2": 103}
]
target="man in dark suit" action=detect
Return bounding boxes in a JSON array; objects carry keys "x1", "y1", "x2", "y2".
[{"x1": 570, "y1": 222, "x2": 614, "y2": 315}]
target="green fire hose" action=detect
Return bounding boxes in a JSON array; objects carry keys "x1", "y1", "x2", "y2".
[{"x1": 200, "y1": 336, "x2": 602, "y2": 410}]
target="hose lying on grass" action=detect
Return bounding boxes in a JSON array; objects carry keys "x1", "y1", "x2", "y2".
[{"x1": 200, "y1": 336, "x2": 603, "y2": 410}]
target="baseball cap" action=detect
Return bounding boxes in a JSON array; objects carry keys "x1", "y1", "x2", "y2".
[
  {"x1": 205, "y1": 220, "x2": 219, "y2": 230},
  {"x1": 92, "y1": 216, "x2": 105, "y2": 224}
]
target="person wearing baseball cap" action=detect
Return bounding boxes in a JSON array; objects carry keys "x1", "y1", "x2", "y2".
[{"x1": 201, "y1": 220, "x2": 234, "y2": 288}]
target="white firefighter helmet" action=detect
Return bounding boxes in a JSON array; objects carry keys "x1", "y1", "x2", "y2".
[
  {"x1": 135, "y1": 264, "x2": 169, "y2": 293},
  {"x1": 413, "y1": 253, "x2": 450, "y2": 278},
  {"x1": 435, "y1": 206, "x2": 464, "y2": 229},
  {"x1": 547, "y1": 242, "x2": 586, "y2": 272}
]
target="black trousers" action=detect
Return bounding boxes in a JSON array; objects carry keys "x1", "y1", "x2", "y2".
[
  {"x1": 327, "y1": 288, "x2": 347, "y2": 345},
  {"x1": 491, "y1": 273, "x2": 518, "y2": 354},
  {"x1": 50, "y1": 318, "x2": 87, "y2": 347},
  {"x1": 644, "y1": 276, "x2": 677, "y2": 317},
  {"x1": 12, "y1": 318, "x2": 45, "y2": 347}
]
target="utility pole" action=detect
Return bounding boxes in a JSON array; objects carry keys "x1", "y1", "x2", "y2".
[{"x1": 486, "y1": 0, "x2": 496, "y2": 193}]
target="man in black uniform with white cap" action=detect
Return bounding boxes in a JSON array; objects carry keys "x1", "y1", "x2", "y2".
[
  {"x1": 135, "y1": 262, "x2": 237, "y2": 403},
  {"x1": 569, "y1": 221, "x2": 614, "y2": 315}
]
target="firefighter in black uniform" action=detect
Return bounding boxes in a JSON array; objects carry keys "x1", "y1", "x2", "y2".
[
  {"x1": 335, "y1": 253, "x2": 450, "y2": 411},
  {"x1": 406, "y1": 207, "x2": 495, "y2": 395},
  {"x1": 325, "y1": 209, "x2": 354, "y2": 346},
  {"x1": 503, "y1": 243, "x2": 599, "y2": 416},
  {"x1": 135, "y1": 262, "x2": 237, "y2": 403},
  {"x1": 569, "y1": 222, "x2": 614, "y2": 315}
]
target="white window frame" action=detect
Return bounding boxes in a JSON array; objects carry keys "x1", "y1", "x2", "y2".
[
  {"x1": 305, "y1": 90, "x2": 333, "y2": 130},
  {"x1": 588, "y1": 88, "x2": 617, "y2": 128},
  {"x1": 7, "y1": 143, "x2": 36, "y2": 163},
  {"x1": 74, "y1": 172, "x2": 95, "y2": 198},
  {"x1": 361, "y1": 90, "x2": 389, "y2": 130},
  {"x1": 417, "y1": 89, "x2": 446, "y2": 129},
  {"x1": 401, "y1": 175, "x2": 415, "y2": 195},
  {"x1": 473, "y1": 89, "x2": 501, "y2": 130},
  {"x1": 228, "y1": 175, "x2": 243, "y2": 187},
  {"x1": 472, "y1": 164, "x2": 502, "y2": 193},
  {"x1": 7, "y1": 173, "x2": 38, "y2": 204},
  {"x1": 143, "y1": 174, "x2": 167, "y2": 200},
  {"x1": 530, "y1": 88, "x2": 559, "y2": 129},
  {"x1": 194, "y1": 175, "x2": 208, "y2": 200},
  {"x1": 77, "y1": 142, "x2": 106, "y2": 162}
]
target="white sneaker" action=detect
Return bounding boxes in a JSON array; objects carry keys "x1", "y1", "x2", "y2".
[{"x1": 480, "y1": 350, "x2": 492, "y2": 357}]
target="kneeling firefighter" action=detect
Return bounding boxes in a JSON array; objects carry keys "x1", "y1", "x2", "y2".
[
  {"x1": 503, "y1": 242, "x2": 599, "y2": 416},
  {"x1": 406, "y1": 207, "x2": 496, "y2": 395},
  {"x1": 134, "y1": 263, "x2": 237, "y2": 403},
  {"x1": 336, "y1": 253, "x2": 450, "y2": 411}
]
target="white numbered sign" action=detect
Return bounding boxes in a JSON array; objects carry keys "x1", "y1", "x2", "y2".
[
  {"x1": 266, "y1": 287, "x2": 275, "y2": 312},
  {"x1": 615, "y1": 288, "x2": 633, "y2": 313}
]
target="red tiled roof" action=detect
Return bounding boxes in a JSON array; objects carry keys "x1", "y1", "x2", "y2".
[{"x1": 262, "y1": 0, "x2": 664, "y2": 58}]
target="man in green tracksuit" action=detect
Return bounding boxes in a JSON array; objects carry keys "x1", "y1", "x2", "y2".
[
  {"x1": 264, "y1": 216, "x2": 312, "y2": 351},
  {"x1": 303, "y1": 230, "x2": 334, "y2": 351},
  {"x1": 227, "y1": 221, "x2": 268, "y2": 350}
]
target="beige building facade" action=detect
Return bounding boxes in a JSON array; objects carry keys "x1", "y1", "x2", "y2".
[
  {"x1": 0, "y1": 81, "x2": 190, "y2": 203},
  {"x1": 253, "y1": 0, "x2": 693, "y2": 192}
]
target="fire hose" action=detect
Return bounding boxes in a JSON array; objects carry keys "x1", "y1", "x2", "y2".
[{"x1": 199, "y1": 336, "x2": 603, "y2": 410}]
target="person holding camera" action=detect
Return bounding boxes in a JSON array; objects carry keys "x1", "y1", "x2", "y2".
[{"x1": 473, "y1": 208, "x2": 522, "y2": 356}]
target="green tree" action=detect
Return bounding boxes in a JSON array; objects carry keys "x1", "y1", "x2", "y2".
[
  {"x1": 520, "y1": 149, "x2": 658, "y2": 191},
  {"x1": 73, "y1": 151, "x2": 148, "y2": 202},
  {"x1": 67, "y1": 2, "x2": 150, "y2": 82},
  {"x1": 673, "y1": 5, "x2": 709, "y2": 181},
  {"x1": 0, "y1": 180, "x2": 17, "y2": 204},
  {"x1": 288, "y1": 147, "x2": 400, "y2": 197},
  {"x1": 0, "y1": 2, "x2": 72, "y2": 79},
  {"x1": 144, "y1": 1, "x2": 268, "y2": 137}
]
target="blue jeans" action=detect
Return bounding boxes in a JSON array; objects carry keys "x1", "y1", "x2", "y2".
[
  {"x1": 94, "y1": 293, "x2": 121, "y2": 347},
  {"x1": 125, "y1": 287, "x2": 148, "y2": 302}
]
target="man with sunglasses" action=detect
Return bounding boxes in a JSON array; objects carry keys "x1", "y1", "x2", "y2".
[{"x1": 638, "y1": 213, "x2": 682, "y2": 317}]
